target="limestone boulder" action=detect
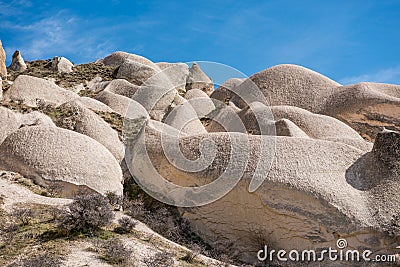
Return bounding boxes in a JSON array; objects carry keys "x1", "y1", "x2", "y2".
[
  {"x1": 86, "y1": 76, "x2": 110, "y2": 93},
  {"x1": 58, "y1": 100, "x2": 125, "y2": 162},
  {"x1": 0, "y1": 40, "x2": 6, "y2": 78},
  {"x1": 3, "y1": 75, "x2": 79, "y2": 107},
  {"x1": 156, "y1": 62, "x2": 189, "y2": 94},
  {"x1": 233, "y1": 64, "x2": 340, "y2": 112},
  {"x1": 184, "y1": 89, "x2": 216, "y2": 118},
  {"x1": 17, "y1": 111, "x2": 55, "y2": 128},
  {"x1": 8, "y1": 50, "x2": 27, "y2": 72},
  {"x1": 100, "y1": 51, "x2": 157, "y2": 69},
  {"x1": 77, "y1": 97, "x2": 114, "y2": 113},
  {"x1": 96, "y1": 90, "x2": 147, "y2": 118},
  {"x1": 116, "y1": 59, "x2": 161, "y2": 86},
  {"x1": 130, "y1": 70, "x2": 178, "y2": 121},
  {"x1": 0, "y1": 107, "x2": 20, "y2": 144},
  {"x1": 164, "y1": 100, "x2": 207, "y2": 135},
  {"x1": 210, "y1": 78, "x2": 244, "y2": 104},
  {"x1": 0, "y1": 126, "x2": 123, "y2": 196},
  {"x1": 104, "y1": 79, "x2": 139, "y2": 98},
  {"x1": 51, "y1": 56, "x2": 74, "y2": 74},
  {"x1": 186, "y1": 63, "x2": 214, "y2": 95},
  {"x1": 321, "y1": 82, "x2": 400, "y2": 141}
]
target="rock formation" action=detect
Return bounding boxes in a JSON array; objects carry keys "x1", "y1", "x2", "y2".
[
  {"x1": 8, "y1": 50, "x2": 27, "y2": 72},
  {"x1": 1, "y1": 51, "x2": 399, "y2": 266},
  {"x1": 4, "y1": 75, "x2": 79, "y2": 107},
  {"x1": 51, "y1": 56, "x2": 74, "y2": 73},
  {"x1": 0, "y1": 126, "x2": 123, "y2": 197},
  {"x1": 186, "y1": 62, "x2": 214, "y2": 95},
  {"x1": 0, "y1": 40, "x2": 6, "y2": 78}
]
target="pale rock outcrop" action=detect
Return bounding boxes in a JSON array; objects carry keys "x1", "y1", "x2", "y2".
[
  {"x1": 0, "y1": 107, "x2": 20, "y2": 144},
  {"x1": 322, "y1": 82, "x2": 400, "y2": 116},
  {"x1": 0, "y1": 76, "x2": 2, "y2": 100},
  {"x1": 18, "y1": 111, "x2": 55, "y2": 128},
  {"x1": 210, "y1": 78, "x2": 244, "y2": 104},
  {"x1": 208, "y1": 101, "x2": 371, "y2": 151},
  {"x1": 95, "y1": 90, "x2": 150, "y2": 120},
  {"x1": 100, "y1": 51, "x2": 157, "y2": 69},
  {"x1": 274, "y1": 118, "x2": 309, "y2": 138},
  {"x1": 186, "y1": 63, "x2": 214, "y2": 95},
  {"x1": 0, "y1": 126, "x2": 123, "y2": 196},
  {"x1": 164, "y1": 100, "x2": 207, "y2": 135},
  {"x1": 130, "y1": 70, "x2": 178, "y2": 121},
  {"x1": 184, "y1": 89, "x2": 216, "y2": 118},
  {"x1": 0, "y1": 40, "x2": 6, "y2": 78},
  {"x1": 8, "y1": 50, "x2": 27, "y2": 72},
  {"x1": 58, "y1": 100, "x2": 125, "y2": 162},
  {"x1": 51, "y1": 56, "x2": 74, "y2": 73},
  {"x1": 126, "y1": 124, "x2": 399, "y2": 264},
  {"x1": 103, "y1": 79, "x2": 139, "y2": 98},
  {"x1": 233, "y1": 64, "x2": 340, "y2": 113},
  {"x1": 156, "y1": 62, "x2": 189, "y2": 94},
  {"x1": 116, "y1": 59, "x2": 160, "y2": 86},
  {"x1": 86, "y1": 76, "x2": 110, "y2": 93},
  {"x1": 77, "y1": 97, "x2": 114, "y2": 113},
  {"x1": 4, "y1": 75, "x2": 79, "y2": 107}
]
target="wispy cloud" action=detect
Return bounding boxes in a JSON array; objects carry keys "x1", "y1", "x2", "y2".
[{"x1": 339, "y1": 66, "x2": 400, "y2": 85}]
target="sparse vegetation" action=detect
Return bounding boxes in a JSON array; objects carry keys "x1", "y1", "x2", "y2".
[
  {"x1": 19, "y1": 252, "x2": 63, "y2": 267},
  {"x1": 57, "y1": 193, "x2": 114, "y2": 234},
  {"x1": 94, "y1": 237, "x2": 133, "y2": 266},
  {"x1": 11, "y1": 207, "x2": 35, "y2": 226},
  {"x1": 143, "y1": 251, "x2": 174, "y2": 267},
  {"x1": 115, "y1": 216, "x2": 137, "y2": 234}
]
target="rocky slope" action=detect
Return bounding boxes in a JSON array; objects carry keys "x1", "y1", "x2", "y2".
[{"x1": 0, "y1": 46, "x2": 399, "y2": 266}]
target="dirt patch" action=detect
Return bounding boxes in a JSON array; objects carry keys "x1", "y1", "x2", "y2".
[{"x1": 6, "y1": 60, "x2": 117, "y2": 90}]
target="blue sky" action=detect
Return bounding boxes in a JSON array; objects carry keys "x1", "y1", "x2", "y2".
[{"x1": 1, "y1": 0, "x2": 400, "y2": 85}]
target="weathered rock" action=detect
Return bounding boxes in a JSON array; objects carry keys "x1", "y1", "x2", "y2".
[
  {"x1": 95, "y1": 90, "x2": 149, "y2": 120},
  {"x1": 186, "y1": 63, "x2": 214, "y2": 95},
  {"x1": 127, "y1": 124, "x2": 399, "y2": 264},
  {"x1": 58, "y1": 100, "x2": 125, "y2": 162},
  {"x1": 156, "y1": 62, "x2": 189, "y2": 94},
  {"x1": 100, "y1": 51, "x2": 157, "y2": 69},
  {"x1": 86, "y1": 76, "x2": 110, "y2": 93},
  {"x1": 116, "y1": 59, "x2": 160, "y2": 86},
  {"x1": 0, "y1": 76, "x2": 2, "y2": 100},
  {"x1": 8, "y1": 50, "x2": 27, "y2": 72},
  {"x1": 77, "y1": 97, "x2": 114, "y2": 113},
  {"x1": 131, "y1": 70, "x2": 178, "y2": 121},
  {"x1": 233, "y1": 64, "x2": 340, "y2": 113},
  {"x1": 0, "y1": 40, "x2": 6, "y2": 78},
  {"x1": 164, "y1": 100, "x2": 207, "y2": 135},
  {"x1": 321, "y1": 82, "x2": 400, "y2": 141},
  {"x1": 210, "y1": 78, "x2": 244, "y2": 104},
  {"x1": 0, "y1": 107, "x2": 20, "y2": 144},
  {"x1": 323, "y1": 82, "x2": 400, "y2": 116},
  {"x1": 274, "y1": 118, "x2": 309, "y2": 137},
  {"x1": 3, "y1": 75, "x2": 79, "y2": 107},
  {"x1": 104, "y1": 79, "x2": 139, "y2": 98},
  {"x1": 184, "y1": 89, "x2": 216, "y2": 118},
  {"x1": 0, "y1": 126, "x2": 123, "y2": 196},
  {"x1": 51, "y1": 56, "x2": 74, "y2": 73},
  {"x1": 17, "y1": 111, "x2": 55, "y2": 128}
]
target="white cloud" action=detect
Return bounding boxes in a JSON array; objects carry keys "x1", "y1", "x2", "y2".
[
  {"x1": 1, "y1": 10, "x2": 116, "y2": 63},
  {"x1": 339, "y1": 66, "x2": 400, "y2": 85}
]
